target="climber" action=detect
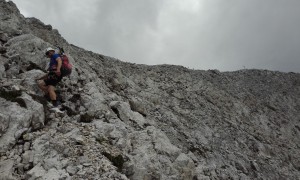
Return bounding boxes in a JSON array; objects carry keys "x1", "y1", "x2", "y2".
[{"x1": 36, "y1": 47, "x2": 63, "y2": 111}]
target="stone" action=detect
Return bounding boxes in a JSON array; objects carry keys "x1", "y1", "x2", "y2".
[
  {"x1": 0, "y1": 59, "x2": 5, "y2": 79},
  {"x1": 124, "y1": 126, "x2": 183, "y2": 178},
  {"x1": 129, "y1": 97, "x2": 147, "y2": 116},
  {"x1": 0, "y1": 1, "x2": 299, "y2": 179},
  {"x1": 0, "y1": 46, "x2": 6, "y2": 54},
  {"x1": 174, "y1": 153, "x2": 195, "y2": 179},
  {"x1": 109, "y1": 101, "x2": 146, "y2": 127},
  {"x1": 22, "y1": 133, "x2": 33, "y2": 141},
  {"x1": 24, "y1": 163, "x2": 32, "y2": 171},
  {"x1": 19, "y1": 70, "x2": 45, "y2": 95},
  {"x1": 14, "y1": 128, "x2": 28, "y2": 140},
  {"x1": 22, "y1": 150, "x2": 33, "y2": 164},
  {"x1": 8, "y1": 151, "x2": 14, "y2": 158},
  {"x1": 0, "y1": 159, "x2": 15, "y2": 180},
  {"x1": 174, "y1": 153, "x2": 195, "y2": 168},
  {"x1": 26, "y1": 163, "x2": 46, "y2": 179},
  {"x1": 0, "y1": 113, "x2": 9, "y2": 137},
  {"x1": 0, "y1": 98, "x2": 32, "y2": 153},
  {"x1": 77, "y1": 155, "x2": 91, "y2": 164},
  {"x1": 24, "y1": 142, "x2": 30, "y2": 151},
  {"x1": 80, "y1": 112, "x2": 94, "y2": 123},
  {"x1": 61, "y1": 159, "x2": 69, "y2": 169},
  {"x1": 31, "y1": 134, "x2": 52, "y2": 166},
  {"x1": 81, "y1": 86, "x2": 106, "y2": 114},
  {"x1": 19, "y1": 93, "x2": 45, "y2": 130},
  {"x1": 66, "y1": 165, "x2": 79, "y2": 175},
  {"x1": 17, "y1": 163, "x2": 24, "y2": 174},
  {"x1": 0, "y1": 32, "x2": 9, "y2": 43},
  {"x1": 43, "y1": 156, "x2": 62, "y2": 170},
  {"x1": 43, "y1": 168, "x2": 70, "y2": 180},
  {"x1": 6, "y1": 34, "x2": 50, "y2": 68}
]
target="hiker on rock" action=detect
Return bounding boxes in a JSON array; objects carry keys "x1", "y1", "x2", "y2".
[{"x1": 36, "y1": 47, "x2": 63, "y2": 110}]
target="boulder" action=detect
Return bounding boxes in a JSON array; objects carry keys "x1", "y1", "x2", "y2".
[
  {"x1": 6, "y1": 34, "x2": 50, "y2": 69},
  {"x1": 0, "y1": 159, "x2": 15, "y2": 180},
  {"x1": 109, "y1": 101, "x2": 146, "y2": 127},
  {"x1": 19, "y1": 69, "x2": 44, "y2": 94},
  {"x1": 0, "y1": 32, "x2": 9, "y2": 43},
  {"x1": 19, "y1": 93, "x2": 45, "y2": 129},
  {"x1": 0, "y1": 97, "x2": 32, "y2": 153},
  {"x1": 0, "y1": 56, "x2": 6, "y2": 78},
  {"x1": 81, "y1": 82, "x2": 107, "y2": 115},
  {"x1": 26, "y1": 163, "x2": 46, "y2": 180}
]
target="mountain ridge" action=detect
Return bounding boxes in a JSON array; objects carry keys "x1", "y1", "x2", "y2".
[{"x1": 0, "y1": 0, "x2": 299, "y2": 179}]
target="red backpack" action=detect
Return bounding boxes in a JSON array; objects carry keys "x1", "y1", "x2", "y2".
[{"x1": 60, "y1": 54, "x2": 72, "y2": 77}]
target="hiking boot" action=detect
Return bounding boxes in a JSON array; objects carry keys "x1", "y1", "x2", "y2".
[
  {"x1": 47, "y1": 101, "x2": 61, "y2": 108},
  {"x1": 47, "y1": 102, "x2": 54, "y2": 108},
  {"x1": 49, "y1": 100, "x2": 61, "y2": 107},
  {"x1": 54, "y1": 100, "x2": 61, "y2": 107},
  {"x1": 50, "y1": 106, "x2": 64, "y2": 114}
]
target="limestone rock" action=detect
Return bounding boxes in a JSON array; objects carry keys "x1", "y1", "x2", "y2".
[
  {"x1": 26, "y1": 163, "x2": 46, "y2": 180},
  {"x1": 0, "y1": 97, "x2": 32, "y2": 153},
  {"x1": 0, "y1": 57, "x2": 6, "y2": 78},
  {"x1": 110, "y1": 101, "x2": 146, "y2": 127},
  {"x1": 81, "y1": 82, "x2": 107, "y2": 115},
  {"x1": 0, "y1": 32, "x2": 9, "y2": 43},
  {"x1": 20, "y1": 70, "x2": 45, "y2": 95},
  {"x1": 19, "y1": 93, "x2": 45, "y2": 129},
  {"x1": 129, "y1": 97, "x2": 147, "y2": 116},
  {"x1": 0, "y1": 46, "x2": 6, "y2": 54},
  {"x1": 66, "y1": 165, "x2": 79, "y2": 175},
  {"x1": 43, "y1": 168, "x2": 70, "y2": 180},
  {"x1": 0, "y1": 113, "x2": 9, "y2": 137},
  {"x1": 0, "y1": 159, "x2": 15, "y2": 180},
  {"x1": 0, "y1": 1, "x2": 299, "y2": 179},
  {"x1": 6, "y1": 34, "x2": 50, "y2": 69},
  {"x1": 0, "y1": 1, "x2": 23, "y2": 36}
]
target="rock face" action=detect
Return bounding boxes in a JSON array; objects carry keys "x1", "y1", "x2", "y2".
[{"x1": 0, "y1": 0, "x2": 300, "y2": 179}]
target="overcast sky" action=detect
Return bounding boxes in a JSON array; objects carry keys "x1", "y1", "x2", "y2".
[{"x1": 11, "y1": 0, "x2": 300, "y2": 72}]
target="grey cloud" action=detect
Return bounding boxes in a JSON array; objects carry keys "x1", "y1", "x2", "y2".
[
  {"x1": 157, "y1": 0, "x2": 300, "y2": 71},
  {"x1": 89, "y1": 0, "x2": 163, "y2": 62},
  {"x1": 12, "y1": 0, "x2": 300, "y2": 72}
]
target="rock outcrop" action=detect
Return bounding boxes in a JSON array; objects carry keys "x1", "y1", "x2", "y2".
[{"x1": 0, "y1": 0, "x2": 299, "y2": 179}]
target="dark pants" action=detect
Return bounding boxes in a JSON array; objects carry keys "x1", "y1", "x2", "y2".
[{"x1": 44, "y1": 71, "x2": 62, "y2": 86}]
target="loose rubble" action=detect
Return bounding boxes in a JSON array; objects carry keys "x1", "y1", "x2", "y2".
[{"x1": 0, "y1": 0, "x2": 300, "y2": 179}]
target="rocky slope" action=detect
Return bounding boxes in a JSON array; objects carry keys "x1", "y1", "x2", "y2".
[{"x1": 0, "y1": 1, "x2": 300, "y2": 179}]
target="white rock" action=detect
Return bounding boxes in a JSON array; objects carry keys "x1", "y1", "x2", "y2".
[
  {"x1": 27, "y1": 163, "x2": 46, "y2": 180},
  {"x1": 0, "y1": 159, "x2": 15, "y2": 180},
  {"x1": 43, "y1": 168, "x2": 70, "y2": 180},
  {"x1": 0, "y1": 98, "x2": 32, "y2": 153},
  {"x1": 66, "y1": 165, "x2": 79, "y2": 175},
  {"x1": 109, "y1": 101, "x2": 146, "y2": 127}
]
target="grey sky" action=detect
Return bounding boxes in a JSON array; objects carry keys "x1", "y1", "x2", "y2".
[{"x1": 11, "y1": 0, "x2": 300, "y2": 72}]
